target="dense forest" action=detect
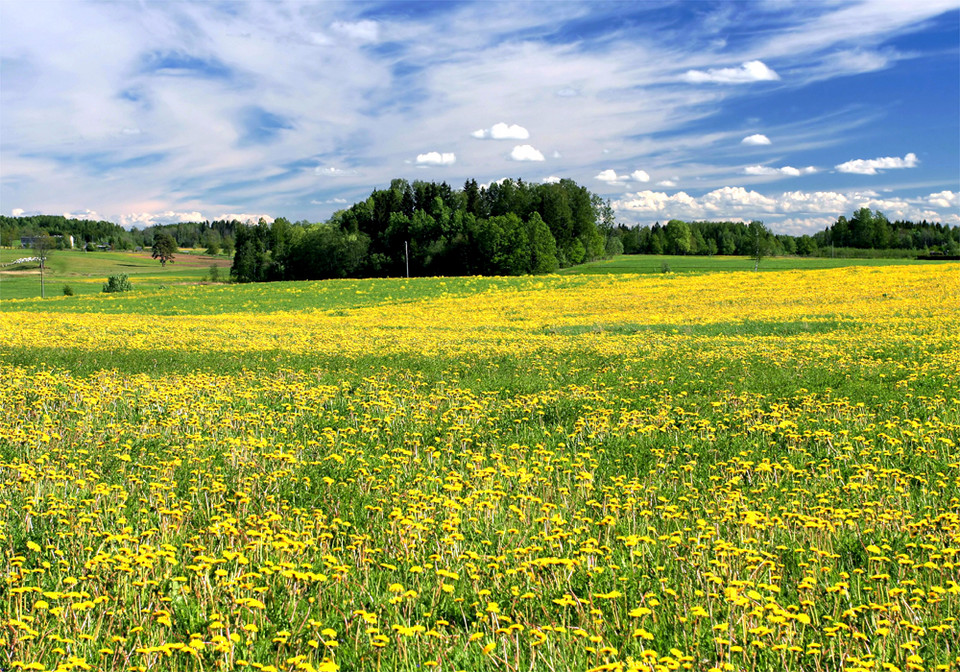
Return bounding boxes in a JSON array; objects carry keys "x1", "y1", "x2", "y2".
[{"x1": 3, "y1": 185, "x2": 957, "y2": 281}]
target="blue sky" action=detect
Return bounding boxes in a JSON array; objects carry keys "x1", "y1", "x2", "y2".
[{"x1": 1, "y1": 0, "x2": 958, "y2": 233}]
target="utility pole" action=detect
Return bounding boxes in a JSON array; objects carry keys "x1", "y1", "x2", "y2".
[{"x1": 405, "y1": 240, "x2": 410, "y2": 278}]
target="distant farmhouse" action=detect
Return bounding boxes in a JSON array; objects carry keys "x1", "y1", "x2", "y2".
[{"x1": 20, "y1": 234, "x2": 74, "y2": 249}]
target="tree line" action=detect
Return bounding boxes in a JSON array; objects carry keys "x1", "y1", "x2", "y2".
[
  {"x1": 0, "y1": 215, "x2": 242, "y2": 255},
  {"x1": 616, "y1": 207, "x2": 958, "y2": 258}
]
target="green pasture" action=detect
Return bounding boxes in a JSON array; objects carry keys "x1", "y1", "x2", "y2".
[
  {"x1": 0, "y1": 247, "x2": 231, "y2": 300},
  {"x1": 560, "y1": 253, "x2": 945, "y2": 275}
]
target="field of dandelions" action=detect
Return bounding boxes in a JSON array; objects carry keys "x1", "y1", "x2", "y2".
[{"x1": 1, "y1": 264, "x2": 958, "y2": 672}]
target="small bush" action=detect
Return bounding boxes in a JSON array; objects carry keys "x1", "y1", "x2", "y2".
[
  {"x1": 103, "y1": 274, "x2": 133, "y2": 293},
  {"x1": 208, "y1": 265, "x2": 221, "y2": 283},
  {"x1": 660, "y1": 261, "x2": 671, "y2": 273},
  {"x1": 62, "y1": 285, "x2": 74, "y2": 296}
]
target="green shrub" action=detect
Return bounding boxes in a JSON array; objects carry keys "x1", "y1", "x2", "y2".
[
  {"x1": 62, "y1": 285, "x2": 74, "y2": 296},
  {"x1": 103, "y1": 274, "x2": 133, "y2": 293}
]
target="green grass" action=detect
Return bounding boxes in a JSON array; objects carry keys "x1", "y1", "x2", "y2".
[
  {"x1": 560, "y1": 253, "x2": 944, "y2": 275},
  {"x1": 1, "y1": 274, "x2": 573, "y2": 314},
  {"x1": 0, "y1": 247, "x2": 232, "y2": 300}
]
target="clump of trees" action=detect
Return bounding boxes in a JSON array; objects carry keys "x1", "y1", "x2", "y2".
[{"x1": 230, "y1": 178, "x2": 614, "y2": 282}]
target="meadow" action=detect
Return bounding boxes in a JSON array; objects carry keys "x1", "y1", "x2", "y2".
[
  {"x1": 0, "y1": 248, "x2": 232, "y2": 301},
  {"x1": 1, "y1": 262, "x2": 958, "y2": 672}
]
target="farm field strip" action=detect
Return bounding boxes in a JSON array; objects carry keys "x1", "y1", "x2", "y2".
[{"x1": 1, "y1": 264, "x2": 959, "y2": 672}]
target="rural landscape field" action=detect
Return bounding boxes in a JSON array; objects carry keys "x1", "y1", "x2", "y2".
[{"x1": 2, "y1": 259, "x2": 958, "y2": 672}]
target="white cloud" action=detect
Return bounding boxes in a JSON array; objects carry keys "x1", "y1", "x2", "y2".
[
  {"x1": 835, "y1": 152, "x2": 918, "y2": 175},
  {"x1": 0, "y1": 2, "x2": 954, "y2": 226},
  {"x1": 744, "y1": 165, "x2": 817, "y2": 177},
  {"x1": 330, "y1": 20, "x2": 379, "y2": 43},
  {"x1": 741, "y1": 134, "x2": 771, "y2": 146},
  {"x1": 595, "y1": 169, "x2": 621, "y2": 183},
  {"x1": 63, "y1": 209, "x2": 104, "y2": 221},
  {"x1": 927, "y1": 190, "x2": 958, "y2": 209},
  {"x1": 415, "y1": 151, "x2": 456, "y2": 166},
  {"x1": 682, "y1": 60, "x2": 780, "y2": 84},
  {"x1": 542, "y1": 175, "x2": 561, "y2": 184},
  {"x1": 315, "y1": 166, "x2": 359, "y2": 177},
  {"x1": 471, "y1": 122, "x2": 529, "y2": 140},
  {"x1": 118, "y1": 210, "x2": 205, "y2": 227},
  {"x1": 311, "y1": 198, "x2": 348, "y2": 205},
  {"x1": 214, "y1": 213, "x2": 275, "y2": 224},
  {"x1": 614, "y1": 185, "x2": 959, "y2": 231},
  {"x1": 775, "y1": 215, "x2": 838, "y2": 236},
  {"x1": 509, "y1": 145, "x2": 545, "y2": 162},
  {"x1": 11, "y1": 208, "x2": 25, "y2": 216},
  {"x1": 596, "y1": 169, "x2": 651, "y2": 184}
]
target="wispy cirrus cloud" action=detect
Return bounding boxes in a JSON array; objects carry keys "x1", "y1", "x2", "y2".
[
  {"x1": 0, "y1": 0, "x2": 955, "y2": 229},
  {"x1": 316, "y1": 166, "x2": 360, "y2": 177},
  {"x1": 744, "y1": 165, "x2": 817, "y2": 177}
]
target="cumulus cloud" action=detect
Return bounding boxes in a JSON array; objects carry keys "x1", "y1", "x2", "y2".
[
  {"x1": 613, "y1": 186, "x2": 957, "y2": 229},
  {"x1": 509, "y1": 145, "x2": 545, "y2": 162},
  {"x1": 11, "y1": 208, "x2": 25, "y2": 216},
  {"x1": 741, "y1": 134, "x2": 772, "y2": 146},
  {"x1": 744, "y1": 165, "x2": 817, "y2": 177},
  {"x1": 835, "y1": 152, "x2": 918, "y2": 175},
  {"x1": 595, "y1": 169, "x2": 651, "y2": 183},
  {"x1": 214, "y1": 213, "x2": 275, "y2": 224},
  {"x1": 415, "y1": 152, "x2": 456, "y2": 166},
  {"x1": 118, "y1": 210, "x2": 205, "y2": 227},
  {"x1": 682, "y1": 60, "x2": 780, "y2": 84},
  {"x1": 657, "y1": 180, "x2": 677, "y2": 188},
  {"x1": 471, "y1": 122, "x2": 530, "y2": 140},
  {"x1": 315, "y1": 166, "x2": 359, "y2": 177},
  {"x1": 927, "y1": 190, "x2": 958, "y2": 209},
  {"x1": 63, "y1": 209, "x2": 104, "y2": 221},
  {"x1": 330, "y1": 20, "x2": 379, "y2": 43},
  {"x1": 542, "y1": 175, "x2": 561, "y2": 184}
]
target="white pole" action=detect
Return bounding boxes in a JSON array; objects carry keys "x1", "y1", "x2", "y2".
[{"x1": 405, "y1": 240, "x2": 410, "y2": 278}]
